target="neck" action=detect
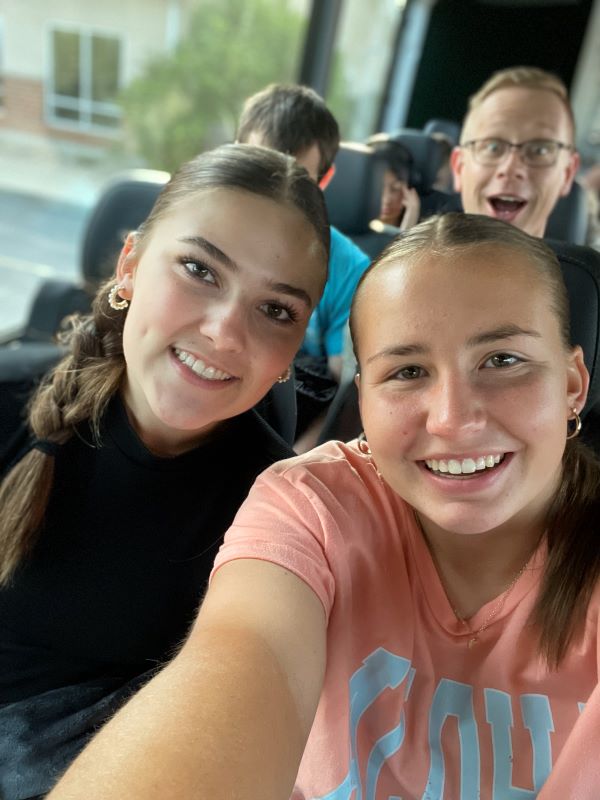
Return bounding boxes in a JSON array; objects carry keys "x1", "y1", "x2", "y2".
[
  {"x1": 415, "y1": 513, "x2": 544, "y2": 619},
  {"x1": 120, "y1": 382, "x2": 222, "y2": 457}
]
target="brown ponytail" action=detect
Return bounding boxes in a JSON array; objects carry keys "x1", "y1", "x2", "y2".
[
  {"x1": 533, "y1": 439, "x2": 600, "y2": 668},
  {"x1": 0, "y1": 283, "x2": 126, "y2": 584}
]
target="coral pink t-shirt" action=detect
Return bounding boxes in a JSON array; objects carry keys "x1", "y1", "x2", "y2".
[{"x1": 212, "y1": 440, "x2": 600, "y2": 799}]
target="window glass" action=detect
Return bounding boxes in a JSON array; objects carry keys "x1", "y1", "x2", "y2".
[
  {"x1": 52, "y1": 30, "x2": 80, "y2": 99},
  {"x1": 0, "y1": 18, "x2": 4, "y2": 107},
  {"x1": 327, "y1": 0, "x2": 404, "y2": 141},
  {"x1": 91, "y1": 35, "x2": 120, "y2": 103}
]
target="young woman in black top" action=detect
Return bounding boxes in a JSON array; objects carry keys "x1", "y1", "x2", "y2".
[{"x1": 0, "y1": 143, "x2": 329, "y2": 800}]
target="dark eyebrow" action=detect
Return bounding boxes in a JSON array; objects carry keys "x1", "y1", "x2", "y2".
[
  {"x1": 266, "y1": 281, "x2": 312, "y2": 308},
  {"x1": 466, "y1": 324, "x2": 542, "y2": 347},
  {"x1": 178, "y1": 236, "x2": 238, "y2": 271},
  {"x1": 366, "y1": 344, "x2": 426, "y2": 365},
  {"x1": 179, "y1": 236, "x2": 313, "y2": 308},
  {"x1": 366, "y1": 325, "x2": 541, "y2": 365}
]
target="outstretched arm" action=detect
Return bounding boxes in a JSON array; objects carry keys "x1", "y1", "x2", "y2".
[{"x1": 48, "y1": 559, "x2": 327, "y2": 800}]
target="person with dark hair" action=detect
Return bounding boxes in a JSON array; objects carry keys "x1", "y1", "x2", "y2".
[
  {"x1": 49, "y1": 213, "x2": 600, "y2": 800},
  {"x1": 0, "y1": 143, "x2": 329, "y2": 800},
  {"x1": 237, "y1": 84, "x2": 370, "y2": 397},
  {"x1": 368, "y1": 137, "x2": 421, "y2": 230}
]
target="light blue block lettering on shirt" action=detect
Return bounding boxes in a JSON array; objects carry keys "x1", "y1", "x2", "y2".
[
  {"x1": 422, "y1": 679, "x2": 480, "y2": 800},
  {"x1": 364, "y1": 667, "x2": 416, "y2": 798},
  {"x1": 314, "y1": 648, "x2": 412, "y2": 800},
  {"x1": 485, "y1": 689, "x2": 554, "y2": 797}
]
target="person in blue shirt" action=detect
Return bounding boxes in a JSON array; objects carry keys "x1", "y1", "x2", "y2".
[{"x1": 237, "y1": 83, "x2": 370, "y2": 384}]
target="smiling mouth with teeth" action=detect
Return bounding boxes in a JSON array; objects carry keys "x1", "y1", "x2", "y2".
[
  {"x1": 424, "y1": 454, "x2": 505, "y2": 476},
  {"x1": 173, "y1": 347, "x2": 234, "y2": 381}
]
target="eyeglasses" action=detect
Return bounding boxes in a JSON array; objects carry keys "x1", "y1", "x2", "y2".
[{"x1": 461, "y1": 138, "x2": 574, "y2": 167}]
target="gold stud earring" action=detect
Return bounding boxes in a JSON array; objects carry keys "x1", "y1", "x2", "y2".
[
  {"x1": 566, "y1": 407, "x2": 582, "y2": 439},
  {"x1": 276, "y1": 366, "x2": 292, "y2": 383},
  {"x1": 108, "y1": 284, "x2": 129, "y2": 311}
]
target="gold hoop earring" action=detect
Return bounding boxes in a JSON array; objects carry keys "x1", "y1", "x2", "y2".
[
  {"x1": 357, "y1": 432, "x2": 384, "y2": 483},
  {"x1": 566, "y1": 407, "x2": 582, "y2": 439},
  {"x1": 108, "y1": 284, "x2": 129, "y2": 311},
  {"x1": 357, "y1": 431, "x2": 371, "y2": 454},
  {"x1": 276, "y1": 366, "x2": 292, "y2": 384}
]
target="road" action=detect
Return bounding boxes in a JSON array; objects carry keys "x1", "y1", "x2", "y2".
[{"x1": 0, "y1": 189, "x2": 90, "y2": 337}]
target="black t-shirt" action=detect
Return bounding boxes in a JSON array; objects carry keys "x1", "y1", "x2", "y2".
[{"x1": 0, "y1": 395, "x2": 293, "y2": 799}]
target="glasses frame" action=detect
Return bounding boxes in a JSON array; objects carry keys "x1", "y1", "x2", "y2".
[{"x1": 460, "y1": 137, "x2": 574, "y2": 168}]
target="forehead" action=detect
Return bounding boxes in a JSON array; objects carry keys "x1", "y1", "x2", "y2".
[
  {"x1": 145, "y1": 188, "x2": 326, "y2": 297},
  {"x1": 355, "y1": 245, "x2": 558, "y2": 352},
  {"x1": 464, "y1": 86, "x2": 573, "y2": 142}
]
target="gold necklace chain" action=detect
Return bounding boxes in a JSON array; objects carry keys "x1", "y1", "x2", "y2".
[
  {"x1": 454, "y1": 558, "x2": 531, "y2": 648},
  {"x1": 412, "y1": 509, "x2": 533, "y2": 648}
]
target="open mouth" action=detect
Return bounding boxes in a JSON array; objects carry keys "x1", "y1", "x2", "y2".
[
  {"x1": 424, "y1": 453, "x2": 506, "y2": 477},
  {"x1": 488, "y1": 195, "x2": 527, "y2": 222},
  {"x1": 172, "y1": 347, "x2": 235, "y2": 382}
]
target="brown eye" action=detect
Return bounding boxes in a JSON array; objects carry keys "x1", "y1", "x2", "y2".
[
  {"x1": 485, "y1": 353, "x2": 521, "y2": 368},
  {"x1": 259, "y1": 303, "x2": 297, "y2": 324},
  {"x1": 395, "y1": 365, "x2": 425, "y2": 380}
]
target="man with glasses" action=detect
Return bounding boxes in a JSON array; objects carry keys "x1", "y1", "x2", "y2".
[{"x1": 450, "y1": 66, "x2": 580, "y2": 237}]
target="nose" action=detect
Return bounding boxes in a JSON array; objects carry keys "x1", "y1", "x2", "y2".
[
  {"x1": 425, "y1": 373, "x2": 486, "y2": 438},
  {"x1": 198, "y1": 300, "x2": 246, "y2": 353},
  {"x1": 495, "y1": 146, "x2": 527, "y2": 179}
]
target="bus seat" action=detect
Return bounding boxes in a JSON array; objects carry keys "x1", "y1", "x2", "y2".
[
  {"x1": 545, "y1": 181, "x2": 588, "y2": 245},
  {"x1": 369, "y1": 129, "x2": 446, "y2": 194},
  {"x1": 80, "y1": 169, "x2": 170, "y2": 285},
  {"x1": 367, "y1": 130, "x2": 457, "y2": 222},
  {"x1": 423, "y1": 118, "x2": 461, "y2": 147},
  {"x1": 324, "y1": 141, "x2": 390, "y2": 260},
  {"x1": 317, "y1": 240, "x2": 600, "y2": 458}
]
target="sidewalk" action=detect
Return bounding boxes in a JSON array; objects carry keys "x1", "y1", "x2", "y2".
[{"x1": 0, "y1": 129, "x2": 144, "y2": 207}]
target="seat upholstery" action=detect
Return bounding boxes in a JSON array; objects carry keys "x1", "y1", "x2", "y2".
[
  {"x1": 323, "y1": 141, "x2": 390, "y2": 261},
  {"x1": 80, "y1": 169, "x2": 170, "y2": 285},
  {"x1": 545, "y1": 181, "x2": 589, "y2": 246}
]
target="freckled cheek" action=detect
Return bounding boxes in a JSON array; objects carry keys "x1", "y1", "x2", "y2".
[
  {"x1": 491, "y1": 381, "x2": 565, "y2": 439},
  {"x1": 362, "y1": 394, "x2": 420, "y2": 448}
]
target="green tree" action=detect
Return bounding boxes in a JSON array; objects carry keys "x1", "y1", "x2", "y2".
[{"x1": 120, "y1": 0, "x2": 305, "y2": 171}]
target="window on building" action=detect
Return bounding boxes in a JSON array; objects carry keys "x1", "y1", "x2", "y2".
[
  {"x1": 0, "y1": 18, "x2": 5, "y2": 109},
  {"x1": 48, "y1": 28, "x2": 122, "y2": 131}
]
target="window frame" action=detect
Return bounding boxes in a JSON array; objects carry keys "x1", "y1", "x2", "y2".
[{"x1": 45, "y1": 21, "x2": 124, "y2": 136}]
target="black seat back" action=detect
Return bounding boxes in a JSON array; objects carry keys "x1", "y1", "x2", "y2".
[
  {"x1": 80, "y1": 169, "x2": 170, "y2": 285},
  {"x1": 545, "y1": 181, "x2": 588, "y2": 245},
  {"x1": 323, "y1": 142, "x2": 389, "y2": 260}
]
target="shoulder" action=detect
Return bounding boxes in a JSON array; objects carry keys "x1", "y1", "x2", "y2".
[
  {"x1": 257, "y1": 438, "x2": 389, "y2": 509},
  {"x1": 329, "y1": 227, "x2": 371, "y2": 273}
]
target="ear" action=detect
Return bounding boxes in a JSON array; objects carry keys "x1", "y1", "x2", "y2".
[
  {"x1": 559, "y1": 150, "x2": 581, "y2": 198},
  {"x1": 449, "y1": 146, "x2": 464, "y2": 193},
  {"x1": 566, "y1": 345, "x2": 589, "y2": 415},
  {"x1": 115, "y1": 232, "x2": 139, "y2": 300}
]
